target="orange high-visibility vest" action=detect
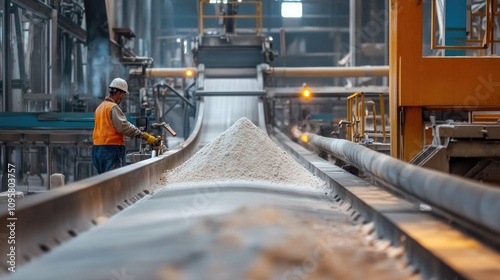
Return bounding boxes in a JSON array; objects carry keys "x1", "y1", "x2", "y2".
[{"x1": 93, "y1": 101, "x2": 124, "y2": 145}]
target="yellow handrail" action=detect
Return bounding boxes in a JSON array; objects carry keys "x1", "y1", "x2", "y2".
[
  {"x1": 346, "y1": 92, "x2": 387, "y2": 143},
  {"x1": 198, "y1": 0, "x2": 263, "y2": 36}
]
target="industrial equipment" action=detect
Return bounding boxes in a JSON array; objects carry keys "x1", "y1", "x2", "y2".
[
  {"x1": 390, "y1": 0, "x2": 500, "y2": 161},
  {"x1": 1, "y1": 1, "x2": 500, "y2": 280},
  {"x1": 410, "y1": 119, "x2": 500, "y2": 184},
  {"x1": 152, "y1": 122, "x2": 177, "y2": 137}
]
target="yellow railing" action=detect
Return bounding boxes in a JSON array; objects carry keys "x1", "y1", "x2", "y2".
[
  {"x1": 431, "y1": 0, "x2": 499, "y2": 53},
  {"x1": 345, "y1": 92, "x2": 387, "y2": 143},
  {"x1": 198, "y1": 0, "x2": 262, "y2": 36}
]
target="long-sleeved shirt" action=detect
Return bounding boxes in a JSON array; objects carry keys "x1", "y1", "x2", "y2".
[{"x1": 106, "y1": 97, "x2": 142, "y2": 138}]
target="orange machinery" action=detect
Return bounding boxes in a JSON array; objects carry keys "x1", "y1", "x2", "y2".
[{"x1": 390, "y1": 0, "x2": 500, "y2": 161}]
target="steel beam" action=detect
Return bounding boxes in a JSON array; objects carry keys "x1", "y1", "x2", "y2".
[
  {"x1": 169, "y1": 26, "x2": 351, "y2": 34},
  {"x1": 267, "y1": 86, "x2": 389, "y2": 98},
  {"x1": 58, "y1": 16, "x2": 87, "y2": 43},
  {"x1": 13, "y1": 6, "x2": 26, "y2": 84},
  {"x1": 11, "y1": 0, "x2": 52, "y2": 18},
  {"x1": 12, "y1": 0, "x2": 86, "y2": 43},
  {"x1": 263, "y1": 66, "x2": 389, "y2": 78},
  {"x1": 163, "y1": 84, "x2": 195, "y2": 109},
  {"x1": 205, "y1": 68, "x2": 257, "y2": 78},
  {"x1": 196, "y1": 90, "x2": 265, "y2": 97}
]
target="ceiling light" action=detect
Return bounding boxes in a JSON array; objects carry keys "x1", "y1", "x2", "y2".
[{"x1": 281, "y1": 2, "x2": 303, "y2": 18}]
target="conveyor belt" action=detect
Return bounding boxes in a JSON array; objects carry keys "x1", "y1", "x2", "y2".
[
  {"x1": 3, "y1": 183, "x2": 389, "y2": 280},
  {"x1": 0, "y1": 78, "x2": 415, "y2": 279},
  {"x1": 200, "y1": 78, "x2": 266, "y2": 146},
  {"x1": 2, "y1": 77, "x2": 500, "y2": 279}
]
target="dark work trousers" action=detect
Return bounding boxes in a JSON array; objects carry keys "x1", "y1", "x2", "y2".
[{"x1": 92, "y1": 145, "x2": 126, "y2": 174}]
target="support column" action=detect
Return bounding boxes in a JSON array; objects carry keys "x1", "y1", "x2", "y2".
[
  {"x1": 402, "y1": 107, "x2": 423, "y2": 162},
  {"x1": 50, "y1": 9, "x2": 58, "y2": 112},
  {"x1": 389, "y1": 1, "x2": 400, "y2": 159},
  {"x1": 349, "y1": 0, "x2": 356, "y2": 67},
  {"x1": 47, "y1": 146, "x2": 52, "y2": 190},
  {"x1": 2, "y1": 0, "x2": 11, "y2": 192},
  {"x1": 3, "y1": 0, "x2": 11, "y2": 112},
  {"x1": 389, "y1": 1, "x2": 424, "y2": 161}
]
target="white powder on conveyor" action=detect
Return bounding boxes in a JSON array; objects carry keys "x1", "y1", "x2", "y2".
[{"x1": 159, "y1": 117, "x2": 326, "y2": 189}]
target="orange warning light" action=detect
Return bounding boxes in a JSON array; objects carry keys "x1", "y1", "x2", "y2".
[
  {"x1": 185, "y1": 69, "x2": 194, "y2": 78},
  {"x1": 301, "y1": 83, "x2": 312, "y2": 99}
]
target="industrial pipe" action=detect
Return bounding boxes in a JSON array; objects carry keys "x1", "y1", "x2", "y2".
[
  {"x1": 129, "y1": 67, "x2": 195, "y2": 78},
  {"x1": 205, "y1": 68, "x2": 257, "y2": 78},
  {"x1": 130, "y1": 66, "x2": 389, "y2": 79},
  {"x1": 262, "y1": 65, "x2": 389, "y2": 78},
  {"x1": 307, "y1": 134, "x2": 500, "y2": 234},
  {"x1": 164, "y1": 84, "x2": 195, "y2": 109}
]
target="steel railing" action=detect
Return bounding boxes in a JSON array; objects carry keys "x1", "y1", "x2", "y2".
[
  {"x1": 198, "y1": 0, "x2": 263, "y2": 36},
  {"x1": 432, "y1": 0, "x2": 499, "y2": 53},
  {"x1": 345, "y1": 92, "x2": 387, "y2": 143}
]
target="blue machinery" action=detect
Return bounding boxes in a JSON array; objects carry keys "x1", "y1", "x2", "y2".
[{"x1": 0, "y1": 113, "x2": 94, "y2": 130}]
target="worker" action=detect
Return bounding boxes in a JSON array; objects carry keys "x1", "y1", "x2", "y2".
[{"x1": 92, "y1": 77, "x2": 158, "y2": 174}]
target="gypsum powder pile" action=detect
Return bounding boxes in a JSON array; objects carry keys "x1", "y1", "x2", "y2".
[{"x1": 160, "y1": 117, "x2": 326, "y2": 189}]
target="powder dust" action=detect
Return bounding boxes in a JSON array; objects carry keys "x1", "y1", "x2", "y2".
[
  {"x1": 160, "y1": 117, "x2": 326, "y2": 189},
  {"x1": 155, "y1": 206, "x2": 418, "y2": 280}
]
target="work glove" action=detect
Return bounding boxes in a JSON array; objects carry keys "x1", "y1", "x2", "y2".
[{"x1": 142, "y1": 132, "x2": 160, "y2": 146}]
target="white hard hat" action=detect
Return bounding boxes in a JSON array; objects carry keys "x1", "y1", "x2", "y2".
[{"x1": 109, "y1": 78, "x2": 129, "y2": 94}]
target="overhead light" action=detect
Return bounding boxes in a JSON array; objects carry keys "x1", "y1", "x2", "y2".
[
  {"x1": 185, "y1": 68, "x2": 195, "y2": 78},
  {"x1": 209, "y1": 0, "x2": 242, "y2": 4},
  {"x1": 301, "y1": 82, "x2": 312, "y2": 99},
  {"x1": 281, "y1": 1, "x2": 302, "y2": 18}
]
